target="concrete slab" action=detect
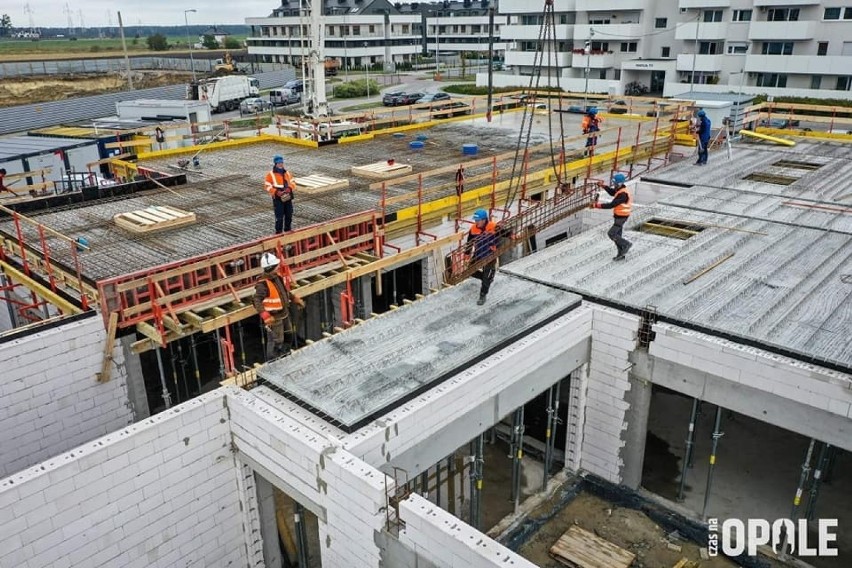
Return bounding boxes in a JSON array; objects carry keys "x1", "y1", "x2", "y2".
[{"x1": 256, "y1": 275, "x2": 581, "y2": 432}]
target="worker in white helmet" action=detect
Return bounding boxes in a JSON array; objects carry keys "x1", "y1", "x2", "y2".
[{"x1": 254, "y1": 252, "x2": 305, "y2": 359}]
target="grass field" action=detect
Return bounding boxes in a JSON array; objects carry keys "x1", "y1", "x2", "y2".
[{"x1": 0, "y1": 37, "x2": 246, "y2": 61}]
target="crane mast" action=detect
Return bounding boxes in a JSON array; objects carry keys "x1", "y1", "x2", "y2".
[{"x1": 308, "y1": 0, "x2": 329, "y2": 117}]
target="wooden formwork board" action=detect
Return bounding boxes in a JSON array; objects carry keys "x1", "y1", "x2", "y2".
[
  {"x1": 294, "y1": 174, "x2": 350, "y2": 194},
  {"x1": 114, "y1": 206, "x2": 197, "y2": 233},
  {"x1": 549, "y1": 526, "x2": 635, "y2": 568},
  {"x1": 351, "y1": 161, "x2": 413, "y2": 179}
]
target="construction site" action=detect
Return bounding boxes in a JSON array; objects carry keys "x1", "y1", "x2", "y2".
[{"x1": 2, "y1": 2, "x2": 852, "y2": 566}]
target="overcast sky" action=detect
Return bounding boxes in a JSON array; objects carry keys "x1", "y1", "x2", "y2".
[{"x1": 5, "y1": 1, "x2": 284, "y2": 28}]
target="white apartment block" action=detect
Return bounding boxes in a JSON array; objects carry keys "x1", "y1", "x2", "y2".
[
  {"x1": 246, "y1": 0, "x2": 507, "y2": 71},
  {"x1": 496, "y1": 0, "x2": 852, "y2": 99}
]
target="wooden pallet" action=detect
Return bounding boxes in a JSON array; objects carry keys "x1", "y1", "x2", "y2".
[
  {"x1": 294, "y1": 174, "x2": 350, "y2": 195},
  {"x1": 114, "y1": 206, "x2": 197, "y2": 234},
  {"x1": 351, "y1": 161, "x2": 412, "y2": 179},
  {"x1": 549, "y1": 526, "x2": 635, "y2": 568}
]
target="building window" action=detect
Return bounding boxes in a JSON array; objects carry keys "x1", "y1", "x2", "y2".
[
  {"x1": 614, "y1": 69, "x2": 621, "y2": 80},
  {"x1": 727, "y1": 43, "x2": 748, "y2": 55},
  {"x1": 767, "y1": 8, "x2": 799, "y2": 22},
  {"x1": 589, "y1": 19, "x2": 611, "y2": 25},
  {"x1": 699, "y1": 41, "x2": 722, "y2": 55},
  {"x1": 661, "y1": 46, "x2": 671, "y2": 58},
  {"x1": 327, "y1": 26, "x2": 334, "y2": 36},
  {"x1": 844, "y1": 41, "x2": 852, "y2": 55},
  {"x1": 732, "y1": 10, "x2": 752, "y2": 22},
  {"x1": 811, "y1": 76, "x2": 822, "y2": 89},
  {"x1": 703, "y1": 10, "x2": 723, "y2": 23},
  {"x1": 599, "y1": 69, "x2": 607, "y2": 79},
  {"x1": 368, "y1": 25, "x2": 375, "y2": 34},
  {"x1": 817, "y1": 42, "x2": 828, "y2": 55},
  {"x1": 836, "y1": 77, "x2": 852, "y2": 90},
  {"x1": 655, "y1": 18, "x2": 667, "y2": 28},
  {"x1": 756, "y1": 73, "x2": 787, "y2": 88},
  {"x1": 590, "y1": 41, "x2": 610, "y2": 52},
  {"x1": 353, "y1": 26, "x2": 360, "y2": 36},
  {"x1": 402, "y1": 24, "x2": 409, "y2": 34},
  {"x1": 761, "y1": 42, "x2": 793, "y2": 55},
  {"x1": 823, "y1": 8, "x2": 841, "y2": 20},
  {"x1": 620, "y1": 42, "x2": 637, "y2": 52},
  {"x1": 472, "y1": 25, "x2": 481, "y2": 33},
  {"x1": 846, "y1": 7, "x2": 852, "y2": 19}
]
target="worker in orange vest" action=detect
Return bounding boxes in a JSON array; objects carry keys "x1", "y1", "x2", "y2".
[
  {"x1": 466, "y1": 209, "x2": 505, "y2": 305},
  {"x1": 593, "y1": 173, "x2": 633, "y2": 261},
  {"x1": 582, "y1": 107, "x2": 603, "y2": 150},
  {"x1": 264, "y1": 155, "x2": 297, "y2": 234},
  {"x1": 254, "y1": 252, "x2": 305, "y2": 358}
]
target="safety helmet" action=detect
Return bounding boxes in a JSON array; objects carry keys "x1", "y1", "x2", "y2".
[
  {"x1": 260, "y1": 252, "x2": 280, "y2": 270},
  {"x1": 696, "y1": 110, "x2": 706, "y2": 118},
  {"x1": 75, "y1": 236, "x2": 89, "y2": 252},
  {"x1": 472, "y1": 209, "x2": 488, "y2": 222},
  {"x1": 273, "y1": 155, "x2": 284, "y2": 165},
  {"x1": 612, "y1": 173, "x2": 627, "y2": 185},
  {"x1": 587, "y1": 107, "x2": 598, "y2": 115}
]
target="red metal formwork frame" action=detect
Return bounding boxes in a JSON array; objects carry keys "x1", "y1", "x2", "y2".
[{"x1": 97, "y1": 211, "x2": 382, "y2": 334}]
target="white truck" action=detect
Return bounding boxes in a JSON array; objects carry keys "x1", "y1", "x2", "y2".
[{"x1": 187, "y1": 75, "x2": 260, "y2": 113}]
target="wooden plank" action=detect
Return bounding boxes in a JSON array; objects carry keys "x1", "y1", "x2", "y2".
[
  {"x1": 351, "y1": 161, "x2": 413, "y2": 179},
  {"x1": 293, "y1": 174, "x2": 350, "y2": 194},
  {"x1": 114, "y1": 206, "x2": 197, "y2": 234},
  {"x1": 2, "y1": 168, "x2": 52, "y2": 181},
  {"x1": 96, "y1": 312, "x2": 119, "y2": 383},
  {"x1": 549, "y1": 526, "x2": 635, "y2": 568}
]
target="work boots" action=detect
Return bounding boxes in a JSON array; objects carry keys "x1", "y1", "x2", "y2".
[
  {"x1": 613, "y1": 242, "x2": 633, "y2": 261},
  {"x1": 477, "y1": 294, "x2": 487, "y2": 306}
]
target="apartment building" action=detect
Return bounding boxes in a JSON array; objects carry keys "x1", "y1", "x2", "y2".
[
  {"x1": 496, "y1": 0, "x2": 852, "y2": 99},
  {"x1": 246, "y1": 0, "x2": 506, "y2": 71}
]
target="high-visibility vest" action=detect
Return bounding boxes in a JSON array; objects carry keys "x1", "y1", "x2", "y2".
[
  {"x1": 469, "y1": 221, "x2": 499, "y2": 260},
  {"x1": 261, "y1": 278, "x2": 284, "y2": 312},
  {"x1": 613, "y1": 187, "x2": 632, "y2": 217},
  {"x1": 264, "y1": 170, "x2": 295, "y2": 197}
]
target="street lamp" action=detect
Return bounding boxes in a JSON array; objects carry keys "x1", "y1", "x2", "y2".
[
  {"x1": 364, "y1": 42, "x2": 370, "y2": 97},
  {"x1": 184, "y1": 9, "x2": 197, "y2": 82},
  {"x1": 690, "y1": 9, "x2": 700, "y2": 89},
  {"x1": 583, "y1": 28, "x2": 594, "y2": 109}
]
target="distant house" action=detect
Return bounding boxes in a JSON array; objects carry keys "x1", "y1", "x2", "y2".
[{"x1": 198, "y1": 26, "x2": 231, "y2": 47}]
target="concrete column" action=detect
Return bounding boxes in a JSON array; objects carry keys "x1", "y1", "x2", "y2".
[
  {"x1": 358, "y1": 275, "x2": 373, "y2": 318},
  {"x1": 120, "y1": 335, "x2": 150, "y2": 421},
  {"x1": 621, "y1": 351, "x2": 654, "y2": 490},
  {"x1": 255, "y1": 474, "x2": 284, "y2": 568}
]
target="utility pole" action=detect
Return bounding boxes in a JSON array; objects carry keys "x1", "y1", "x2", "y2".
[
  {"x1": 583, "y1": 27, "x2": 594, "y2": 109},
  {"x1": 691, "y1": 9, "x2": 700, "y2": 89},
  {"x1": 308, "y1": 0, "x2": 329, "y2": 116},
  {"x1": 117, "y1": 11, "x2": 134, "y2": 90},
  {"x1": 184, "y1": 9, "x2": 198, "y2": 83}
]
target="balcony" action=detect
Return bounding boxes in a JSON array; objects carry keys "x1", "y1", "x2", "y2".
[
  {"x1": 576, "y1": 51, "x2": 615, "y2": 68},
  {"x1": 574, "y1": 23, "x2": 642, "y2": 40},
  {"x1": 505, "y1": 50, "x2": 572, "y2": 68},
  {"x1": 576, "y1": 0, "x2": 644, "y2": 11},
  {"x1": 500, "y1": 0, "x2": 577, "y2": 13},
  {"x1": 501, "y1": 24, "x2": 574, "y2": 41},
  {"x1": 748, "y1": 20, "x2": 815, "y2": 41},
  {"x1": 753, "y1": 0, "x2": 819, "y2": 5},
  {"x1": 674, "y1": 22, "x2": 729, "y2": 40},
  {"x1": 678, "y1": 0, "x2": 730, "y2": 8},
  {"x1": 744, "y1": 54, "x2": 852, "y2": 75},
  {"x1": 676, "y1": 53, "x2": 723, "y2": 72}
]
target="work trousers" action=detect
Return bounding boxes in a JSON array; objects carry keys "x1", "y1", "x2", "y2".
[
  {"x1": 697, "y1": 139, "x2": 709, "y2": 164},
  {"x1": 472, "y1": 260, "x2": 497, "y2": 297},
  {"x1": 607, "y1": 216, "x2": 632, "y2": 254},
  {"x1": 264, "y1": 313, "x2": 293, "y2": 360},
  {"x1": 273, "y1": 197, "x2": 293, "y2": 234}
]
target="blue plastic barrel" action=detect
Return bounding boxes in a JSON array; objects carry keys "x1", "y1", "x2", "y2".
[
  {"x1": 409, "y1": 141, "x2": 425, "y2": 150},
  {"x1": 416, "y1": 134, "x2": 429, "y2": 141},
  {"x1": 462, "y1": 143, "x2": 479, "y2": 155}
]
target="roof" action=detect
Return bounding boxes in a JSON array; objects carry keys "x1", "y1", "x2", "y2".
[
  {"x1": 0, "y1": 135, "x2": 97, "y2": 161},
  {"x1": 273, "y1": 0, "x2": 400, "y2": 17},
  {"x1": 502, "y1": 141, "x2": 852, "y2": 371},
  {"x1": 257, "y1": 275, "x2": 581, "y2": 432},
  {"x1": 397, "y1": 0, "x2": 498, "y2": 15}
]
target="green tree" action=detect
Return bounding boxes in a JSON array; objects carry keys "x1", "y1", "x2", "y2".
[
  {"x1": 0, "y1": 14, "x2": 12, "y2": 37},
  {"x1": 223, "y1": 36, "x2": 241, "y2": 50},
  {"x1": 146, "y1": 33, "x2": 169, "y2": 51},
  {"x1": 202, "y1": 34, "x2": 219, "y2": 50}
]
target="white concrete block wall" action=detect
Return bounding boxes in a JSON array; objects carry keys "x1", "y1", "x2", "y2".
[
  {"x1": 649, "y1": 323, "x2": 852, "y2": 420},
  {"x1": 343, "y1": 306, "x2": 593, "y2": 473},
  {"x1": 399, "y1": 493, "x2": 537, "y2": 568},
  {"x1": 580, "y1": 306, "x2": 641, "y2": 484},
  {"x1": 0, "y1": 315, "x2": 135, "y2": 478},
  {"x1": 0, "y1": 391, "x2": 246, "y2": 568},
  {"x1": 565, "y1": 364, "x2": 588, "y2": 472}
]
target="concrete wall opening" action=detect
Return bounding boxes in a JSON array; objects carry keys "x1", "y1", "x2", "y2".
[
  {"x1": 370, "y1": 260, "x2": 423, "y2": 312},
  {"x1": 742, "y1": 172, "x2": 798, "y2": 185},
  {"x1": 642, "y1": 385, "x2": 851, "y2": 567},
  {"x1": 638, "y1": 218, "x2": 707, "y2": 240}
]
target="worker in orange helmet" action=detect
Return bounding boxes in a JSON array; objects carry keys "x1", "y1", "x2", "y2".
[
  {"x1": 264, "y1": 155, "x2": 297, "y2": 234},
  {"x1": 254, "y1": 252, "x2": 305, "y2": 359},
  {"x1": 592, "y1": 173, "x2": 633, "y2": 261}
]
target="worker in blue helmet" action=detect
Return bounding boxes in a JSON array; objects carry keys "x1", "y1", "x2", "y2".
[
  {"x1": 694, "y1": 109, "x2": 711, "y2": 166},
  {"x1": 466, "y1": 209, "x2": 502, "y2": 305},
  {"x1": 582, "y1": 107, "x2": 603, "y2": 152},
  {"x1": 264, "y1": 155, "x2": 297, "y2": 234},
  {"x1": 593, "y1": 173, "x2": 634, "y2": 261}
]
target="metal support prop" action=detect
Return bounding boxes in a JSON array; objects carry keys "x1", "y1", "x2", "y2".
[
  {"x1": 469, "y1": 441, "x2": 476, "y2": 523},
  {"x1": 542, "y1": 386, "x2": 555, "y2": 491},
  {"x1": 436, "y1": 459, "x2": 442, "y2": 508},
  {"x1": 447, "y1": 456, "x2": 456, "y2": 516},
  {"x1": 294, "y1": 502, "x2": 309, "y2": 567},
  {"x1": 237, "y1": 321, "x2": 247, "y2": 368},
  {"x1": 790, "y1": 438, "x2": 816, "y2": 520},
  {"x1": 806, "y1": 443, "x2": 831, "y2": 521},
  {"x1": 510, "y1": 407, "x2": 525, "y2": 512},
  {"x1": 678, "y1": 398, "x2": 700, "y2": 502},
  {"x1": 176, "y1": 340, "x2": 188, "y2": 401},
  {"x1": 169, "y1": 344, "x2": 180, "y2": 404},
  {"x1": 189, "y1": 333, "x2": 201, "y2": 394},
  {"x1": 421, "y1": 470, "x2": 429, "y2": 498},
  {"x1": 473, "y1": 433, "x2": 484, "y2": 530},
  {"x1": 701, "y1": 406, "x2": 724, "y2": 519},
  {"x1": 155, "y1": 347, "x2": 172, "y2": 410},
  {"x1": 214, "y1": 328, "x2": 225, "y2": 379}
]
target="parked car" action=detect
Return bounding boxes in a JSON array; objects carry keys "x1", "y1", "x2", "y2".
[
  {"x1": 417, "y1": 92, "x2": 451, "y2": 104},
  {"x1": 608, "y1": 100, "x2": 629, "y2": 114},
  {"x1": 284, "y1": 79, "x2": 304, "y2": 94},
  {"x1": 269, "y1": 88, "x2": 300, "y2": 106},
  {"x1": 759, "y1": 118, "x2": 801, "y2": 129},
  {"x1": 240, "y1": 97, "x2": 271, "y2": 114},
  {"x1": 396, "y1": 92, "x2": 426, "y2": 105},
  {"x1": 383, "y1": 91, "x2": 405, "y2": 106},
  {"x1": 433, "y1": 101, "x2": 472, "y2": 119}
]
